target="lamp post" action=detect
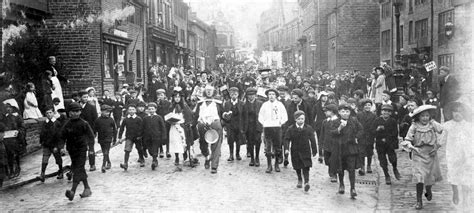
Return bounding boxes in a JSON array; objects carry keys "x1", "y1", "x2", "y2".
[{"x1": 392, "y1": 0, "x2": 405, "y2": 98}]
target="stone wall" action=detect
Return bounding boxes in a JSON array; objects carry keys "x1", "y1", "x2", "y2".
[
  {"x1": 42, "y1": 0, "x2": 102, "y2": 96},
  {"x1": 22, "y1": 119, "x2": 44, "y2": 155}
]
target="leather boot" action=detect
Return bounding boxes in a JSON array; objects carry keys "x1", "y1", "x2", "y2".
[
  {"x1": 274, "y1": 160, "x2": 281, "y2": 172},
  {"x1": 394, "y1": 168, "x2": 401, "y2": 180},
  {"x1": 80, "y1": 188, "x2": 92, "y2": 198},
  {"x1": 415, "y1": 183, "x2": 423, "y2": 209},
  {"x1": 265, "y1": 157, "x2": 272, "y2": 173}
]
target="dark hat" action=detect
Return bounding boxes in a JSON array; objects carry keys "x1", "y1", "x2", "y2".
[
  {"x1": 400, "y1": 94, "x2": 410, "y2": 101},
  {"x1": 291, "y1": 89, "x2": 304, "y2": 98},
  {"x1": 294, "y1": 110, "x2": 305, "y2": 119},
  {"x1": 57, "y1": 108, "x2": 66, "y2": 113},
  {"x1": 137, "y1": 102, "x2": 147, "y2": 107},
  {"x1": 52, "y1": 97, "x2": 60, "y2": 103},
  {"x1": 303, "y1": 78, "x2": 310, "y2": 83},
  {"x1": 127, "y1": 104, "x2": 137, "y2": 109},
  {"x1": 338, "y1": 103, "x2": 352, "y2": 111},
  {"x1": 381, "y1": 104, "x2": 394, "y2": 111},
  {"x1": 277, "y1": 85, "x2": 289, "y2": 92},
  {"x1": 353, "y1": 89, "x2": 364, "y2": 97},
  {"x1": 265, "y1": 88, "x2": 279, "y2": 97},
  {"x1": 323, "y1": 104, "x2": 338, "y2": 113},
  {"x1": 78, "y1": 90, "x2": 88, "y2": 96},
  {"x1": 229, "y1": 87, "x2": 239, "y2": 94},
  {"x1": 374, "y1": 66, "x2": 384, "y2": 72},
  {"x1": 382, "y1": 90, "x2": 391, "y2": 96},
  {"x1": 129, "y1": 90, "x2": 137, "y2": 94},
  {"x1": 69, "y1": 102, "x2": 82, "y2": 111},
  {"x1": 245, "y1": 87, "x2": 257, "y2": 96},
  {"x1": 359, "y1": 98, "x2": 372, "y2": 106},
  {"x1": 100, "y1": 104, "x2": 112, "y2": 111},
  {"x1": 347, "y1": 98, "x2": 357, "y2": 104},
  {"x1": 147, "y1": 102, "x2": 158, "y2": 109}
]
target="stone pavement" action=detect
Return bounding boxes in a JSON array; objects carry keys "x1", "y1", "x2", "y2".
[
  {"x1": 0, "y1": 137, "x2": 380, "y2": 212},
  {"x1": 375, "y1": 146, "x2": 464, "y2": 212}
]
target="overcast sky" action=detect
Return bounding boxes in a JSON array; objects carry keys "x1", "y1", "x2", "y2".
[{"x1": 185, "y1": 0, "x2": 288, "y2": 47}]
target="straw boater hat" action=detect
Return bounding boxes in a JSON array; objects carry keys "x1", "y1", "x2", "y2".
[{"x1": 409, "y1": 105, "x2": 437, "y2": 118}]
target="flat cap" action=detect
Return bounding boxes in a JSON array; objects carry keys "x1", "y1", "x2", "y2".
[
  {"x1": 245, "y1": 87, "x2": 257, "y2": 95},
  {"x1": 69, "y1": 102, "x2": 82, "y2": 111}
]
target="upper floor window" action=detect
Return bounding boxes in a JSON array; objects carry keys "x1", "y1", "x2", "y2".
[
  {"x1": 128, "y1": 5, "x2": 143, "y2": 26},
  {"x1": 414, "y1": 18, "x2": 428, "y2": 40},
  {"x1": 382, "y1": 2, "x2": 391, "y2": 19},
  {"x1": 415, "y1": 0, "x2": 427, "y2": 6},
  {"x1": 438, "y1": 10, "x2": 454, "y2": 46}
]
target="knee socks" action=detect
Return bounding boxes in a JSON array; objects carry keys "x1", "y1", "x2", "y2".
[
  {"x1": 296, "y1": 169, "x2": 302, "y2": 181},
  {"x1": 349, "y1": 170, "x2": 355, "y2": 189},
  {"x1": 303, "y1": 168, "x2": 310, "y2": 184},
  {"x1": 338, "y1": 172, "x2": 345, "y2": 186}
]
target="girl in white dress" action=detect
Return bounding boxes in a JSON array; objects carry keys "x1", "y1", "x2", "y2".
[
  {"x1": 23, "y1": 82, "x2": 43, "y2": 119},
  {"x1": 442, "y1": 102, "x2": 474, "y2": 210}
]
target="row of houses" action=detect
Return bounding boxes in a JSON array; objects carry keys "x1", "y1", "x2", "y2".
[
  {"x1": 1, "y1": 0, "x2": 235, "y2": 95},
  {"x1": 257, "y1": 0, "x2": 473, "y2": 91}
]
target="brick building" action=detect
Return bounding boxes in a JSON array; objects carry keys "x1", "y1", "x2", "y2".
[
  {"x1": 147, "y1": 0, "x2": 175, "y2": 68},
  {"x1": 188, "y1": 12, "x2": 209, "y2": 71},
  {"x1": 379, "y1": 0, "x2": 473, "y2": 91},
  {"x1": 325, "y1": 0, "x2": 380, "y2": 74}
]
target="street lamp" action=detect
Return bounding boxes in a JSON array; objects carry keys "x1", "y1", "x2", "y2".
[{"x1": 392, "y1": 0, "x2": 405, "y2": 97}]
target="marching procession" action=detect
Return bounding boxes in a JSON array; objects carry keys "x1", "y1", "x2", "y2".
[{"x1": 1, "y1": 60, "x2": 472, "y2": 211}]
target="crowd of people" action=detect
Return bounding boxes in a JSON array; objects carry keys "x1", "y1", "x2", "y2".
[{"x1": 0, "y1": 58, "x2": 472, "y2": 210}]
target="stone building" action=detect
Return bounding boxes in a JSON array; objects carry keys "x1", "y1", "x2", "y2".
[
  {"x1": 173, "y1": 0, "x2": 189, "y2": 67},
  {"x1": 379, "y1": 0, "x2": 473, "y2": 91}
]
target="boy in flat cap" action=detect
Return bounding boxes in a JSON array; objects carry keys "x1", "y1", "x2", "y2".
[
  {"x1": 356, "y1": 99, "x2": 377, "y2": 175},
  {"x1": 283, "y1": 88, "x2": 313, "y2": 167},
  {"x1": 38, "y1": 106, "x2": 65, "y2": 182},
  {"x1": 258, "y1": 88, "x2": 288, "y2": 173},
  {"x1": 318, "y1": 103, "x2": 339, "y2": 182},
  {"x1": 329, "y1": 103, "x2": 363, "y2": 199},
  {"x1": 223, "y1": 87, "x2": 244, "y2": 161},
  {"x1": 284, "y1": 110, "x2": 317, "y2": 192},
  {"x1": 373, "y1": 104, "x2": 400, "y2": 185},
  {"x1": 156, "y1": 88, "x2": 172, "y2": 158},
  {"x1": 142, "y1": 102, "x2": 166, "y2": 170},
  {"x1": 118, "y1": 104, "x2": 144, "y2": 170},
  {"x1": 62, "y1": 102, "x2": 95, "y2": 201},
  {"x1": 93, "y1": 105, "x2": 117, "y2": 173},
  {"x1": 78, "y1": 90, "x2": 98, "y2": 171},
  {"x1": 242, "y1": 87, "x2": 263, "y2": 166}
]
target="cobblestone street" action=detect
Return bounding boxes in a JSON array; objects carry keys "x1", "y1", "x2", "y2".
[{"x1": 1, "y1": 137, "x2": 379, "y2": 212}]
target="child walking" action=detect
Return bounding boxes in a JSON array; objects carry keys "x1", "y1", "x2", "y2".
[
  {"x1": 118, "y1": 104, "x2": 144, "y2": 170},
  {"x1": 356, "y1": 99, "x2": 377, "y2": 175},
  {"x1": 401, "y1": 105, "x2": 443, "y2": 210},
  {"x1": 330, "y1": 104, "x2": 363, "y2": 199},
  {"x1": 94, "y1": 105, "x2": 117, "y2": 173},
  {"x1": 37, "y1": 107, "x2": 64, "y2": 182},
  {"x1": 142, "y1": 103, "x2": 166, "y2": 170},
  {"x1": 284, "y1": 110, "x2": 317, "y2": 192}
]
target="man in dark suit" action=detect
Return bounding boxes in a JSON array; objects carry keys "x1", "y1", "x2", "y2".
[
  {"x1": 439, "y1": 66, "x2": 461, "y2": 121},
  {"x1": 79, "y1": 90, "x2": 98, "y2": 171},
  {"x1": 223, "y1": 87, "x2": 244, "y2": 161}
]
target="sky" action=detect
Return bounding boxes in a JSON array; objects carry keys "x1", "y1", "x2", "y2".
[{"x1": 185, "y1": 0, "x2": 294, "y2": 47}]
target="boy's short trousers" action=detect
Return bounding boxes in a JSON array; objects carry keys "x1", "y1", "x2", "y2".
[{"x1": 124, "y1": 139, "x2": 135, "y2": 152}]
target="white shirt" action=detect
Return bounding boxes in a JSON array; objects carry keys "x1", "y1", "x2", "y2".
[
  {"x1": 198, "y1": 101, "x2": 220, "y2": 124},
  {"x1": 258, "y1": 100, "x2": 288, "y2": 128},
  {"x1": 296, "y1": 123, "x2": 304, "y2": 129}
]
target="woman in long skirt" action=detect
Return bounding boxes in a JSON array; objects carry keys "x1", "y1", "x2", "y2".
[{"x1": 401, "y1": 105, "x2": 443, "y2": 210}]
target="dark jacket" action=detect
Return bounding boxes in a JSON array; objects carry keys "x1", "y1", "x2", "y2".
[
  {"x1": 439, "y1": 75, "x2": 460, "y2": 108},
  {"x1": 312, "y1": 100, "x2": 328, "y2": 132},
  {"x1": 373, "y1": 116, "x2": 399, "y2": 149},
  {"x1": 40, "y1": 119, "x2": 64, "y2": 149},
  {"x1": 284, "y1": 124, "x2": 317, "y2": 170},
  {"x1": 242, "y1": 99, "x2": 263, "y2": 133},
  {"x1": 222, "y1": 99, "x2": 243, "y2": 130},
  {"x1": 156, "y1": 99, "x2": 172, "y2": 118},
  {"x1": 142, "y1": 114, "x2": 166, "y2": 144},
  {"x1": 119, "y1": 115, "x2": 143, "y2": 140},
  {"x1": 61, "y1": 117, "x2": 95, "y2": 153},
  {"x1": 80, "y1": 102, "x2": 98, "y2": 130},
  {"x1": 94, "y1": 115, "x2": 117, "y2": 143},
  {"x1": 330, "y1": 117, "x2": 363, "y2": 157},
  {"x1": 356, "y1": 111, "x2": 377, "y2": 146},
  {"x1": 286, "y1": 99, "x2": 312, "y2": 126},
  {"x1": 318, "y1": 117, "x2": 339, "y2": 153}
]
